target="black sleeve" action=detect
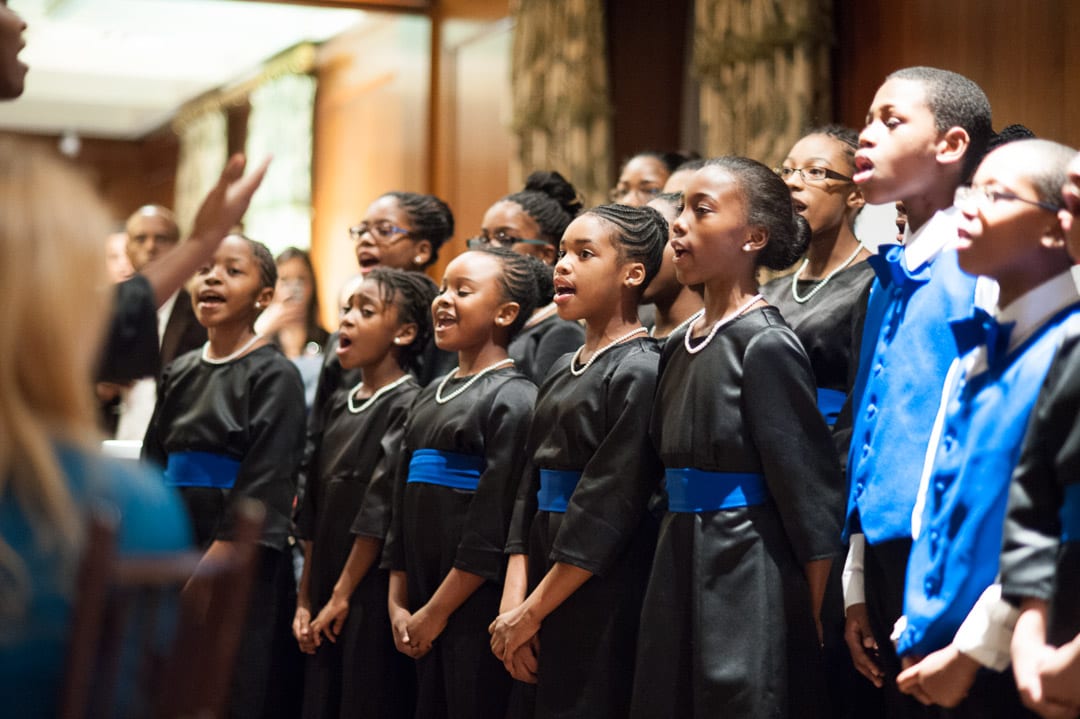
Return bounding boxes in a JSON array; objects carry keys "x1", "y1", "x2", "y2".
[
  {"x1": 295, "y1": 338, "x2": 344, "y2": 507},
  {"x1": 454, "y1": 379, "x2": 537, "y2": 582},
  {"x1": 531, "y1": 322, "x2": 584, "y2": 384},
  {"x1": 831, "y1": 277, "x2": 872, "y2": 473},
  {"x1": 351, "y1": 399, "x2": 412, "y2": 540},
  {"x1": 1001, "y1": 339, "x2": 1080, "y2": 604},
  {"x1": 506, "y1": 456, "x2": 540, "y2": 556},
  {"x1": 218, "y1": 361, "x2": 307, "y2": 548},
  {"x1": 549, "y1": 354, "x2": 664, "y2": 576},
  {"x1": 743, "y1": 328, "x2": 844, "y2": 564},
  {"x1": 140, "y1": 359, "x2": 172, "y2": 470},
  {"x1": 97, "y1": 275, "x2": 160, "y2": 382},
  {"x1": 381, "y1": 417, "x2": 414, "y2": 572}
]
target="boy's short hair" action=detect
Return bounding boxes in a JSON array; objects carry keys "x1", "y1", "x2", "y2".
[
  {"x1": 888, "y1": 67, "x2": 992, "y2": 181},
  {"x1": 997, "y1": 139, "x2": 1078, "y2": 206}
]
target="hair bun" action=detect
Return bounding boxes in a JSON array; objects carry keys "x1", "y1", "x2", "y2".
[{"x1": 523, "y1": 171, "x2": 583, "y2": 218}]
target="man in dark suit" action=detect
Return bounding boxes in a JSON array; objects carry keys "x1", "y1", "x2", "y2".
[{"x1": 113, "y1": 205, "x2": 207, "y2": 440}]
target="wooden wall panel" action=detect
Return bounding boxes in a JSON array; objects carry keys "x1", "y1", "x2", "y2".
[
  {"x1": 835, "y1": 0, "x2": 1080, "y2": 148},
  {"x1": 311, "y1": 14, "x2": 432, "y2": 330},
  {"x1": 430, "y1": 16, "x2": 513, "y2": 282}
]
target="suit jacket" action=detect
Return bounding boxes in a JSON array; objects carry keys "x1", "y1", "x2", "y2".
[{"x1": 160, "y1": 288, "x2": 207, "y2": 370}]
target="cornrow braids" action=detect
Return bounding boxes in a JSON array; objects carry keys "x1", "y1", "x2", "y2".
[
  {"x1": 585, "y1": 203, "x2": 667, "y2": 288},
  {"x1": 804, "y1": 124, "x2": 860, "y2": 171},
  {"x1": 703, "y1": 157, "x2": 810, "y2": 271},
  {"x1": 232, "y1": 234, "x2": 277, "y2": 289},
  {"x1": 504, "y1": 170, "x2": 584, "y2": 244},
  {"x1": 476, "y1": 247, "x2": 540, "y2": 339},
  {"x1": 366, "y1": 268, "x2": 439, "y2": 374},
  {"x1": 381, "y1": 191, "x2": 455, "y2": 267},
  {"x1": 523, "y1": 253, "x2": 555, "y2": 306}
]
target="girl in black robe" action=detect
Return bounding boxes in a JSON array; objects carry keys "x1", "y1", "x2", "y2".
[
  {"x1": 473, "y1": 171, "x2": 586, "y2": 384},
  {"x1": 490, "y1": 204, "x2": 667, "y2": 718},
  {"x1": 292, "y1": 270, "x2": 438, "y2": 719},
  {"x1": 384, "y1": 248, "x2": 538, "y2": 719},
  {"x1": 143, "y1": 235, "x2": 306, "y2": 719},
  {"x1": 630, "y1": 158, "x2": 844, "y2": 719}
]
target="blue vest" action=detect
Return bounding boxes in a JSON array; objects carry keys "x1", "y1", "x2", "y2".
[
  {"x1": 844, "y1": 246, "x2": 979, "y2": 543},
  {"x1": 897, "y1": 306, "x2": 1080, "y2": 658}
]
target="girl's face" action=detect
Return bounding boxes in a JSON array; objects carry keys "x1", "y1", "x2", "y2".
[
  {"x1": 553, "y1": 214, "x2": 632, "y2": 321},
  {"x1": 611, "y1": 156, "x2": 669, "y2": 207},
  {"x1": 276, "y1": 256, "x2": 313, "y2": 308},
  {"x1": 337, "y1": 279, "x2": 407, "y2": 370},
  {"x1": 641, "y1": 198, "x2": 680, "y2": 304},
  {"x1": 432, "y1": 251, "x2": 518, "y2": 353},
  {"x1": 478, "y1": 200, "x2": 554, "y2": 263},
  {"x1": 670, "y1": 166, "x2": 753, "y2": 287},
  {"x1": 192, "y1": 235, "x2": 273, "y2": 330},
  {"x1": 352, "y1": 196, "x2": 430, "y2": 273},
  {"x1": 780, "y1": 134, "x2": 862, "y2": 237}
]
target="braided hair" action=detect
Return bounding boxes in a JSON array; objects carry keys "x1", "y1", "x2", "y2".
[
  {"x1": 703, "y1": 157, "x2": 810, "y2": 271},
  {"x1": 230, "y1": 233, "x2": 277, "y2": 289},
  {"x1": 381, "y1": 191, "x2": 455, "y2": 267},
  {"x1": 803, "y1": 124, "x2": 859, "y2": 172},
  {"x1": 504, "y1": 171, "x2": 583, "y2": 245},
  {"x1": 585, "y1": 203, "x2": 667, "y2": 288},
  {"x1": 365, "y1": 268, "x2": 439, "y2": 374},
  {"x1": 476, "y1": 247, "x2": 540, "y2": 339}
]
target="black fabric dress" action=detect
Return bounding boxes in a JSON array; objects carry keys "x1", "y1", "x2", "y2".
[
  {"x1": 763, "y1": 261, "x2": 879, "y2": 718},
  {"x1": 631, "y1": 307, "x2": 844, "y2": 719},
  {"x1": 506, "y1": 337, "x2": 663, "y2": 719},
  {"x1": 507, "y1": 312, "x2": 585, "y2": 385},
  {"x1": 294, "y1": 377, "x2": 421, "y2": 719},
  {"x1": 142, "y1": 344, "x2": 307, "y2": 719},
  {"x1": 383, "y1": 366, "x2": 537, "y2": 719},
  {"x1": 1001, "y1": 331, "x2": 1080, "y2": 645}
]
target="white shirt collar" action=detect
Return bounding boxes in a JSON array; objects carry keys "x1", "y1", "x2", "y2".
[
  {"x1": 903, "y1": 205, "x2": 962, "y2": 272},
  {"x1": 156, "y1": 290, "x2": 179, "y2": 345},
  {"x1": 996, "y1": 268, "x2": 1080, "y2": 352}
]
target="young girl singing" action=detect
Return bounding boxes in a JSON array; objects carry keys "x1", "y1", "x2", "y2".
[
  {"x1": 489, "y1": 204, "x2": 668, "y2": 718},
  {"x1": 383, "y1": 248, "x2": 538, "y2": 719},
  {"x1": 293, "y1": 269, "x2": 438, "y2": 719},
  {"x1": 631, "y1": 158, "x2": 844, "y2": 719},
  {"x1": 143, "y1": 234, "x2": 307, "y2": 719}
]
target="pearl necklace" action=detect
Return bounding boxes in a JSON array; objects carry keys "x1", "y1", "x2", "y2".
[
  {"x1": 524, "y1": 302, "x2": 559, "y2": 330},
  {"x1": 649, "y1": 312, "x2": 698, "y2": 339},
  {"x1": 348, "y1": 374, "x2": 413, "y2": 414},
  {"x1": 570, "y1": 326, "x2": 648, "y2": 376},
  {"x1": 435, "y1": 358, "x2": 515, "y2": 404},
  {"x1": 201, "y1": 334, "x2": 263, "y2": 365},
  {"x1": 790, "y1": 242, "x2": 865, "y2": 304},
  {"x1": 683, "y1": 294, "x2": 763, "y2": 355}
]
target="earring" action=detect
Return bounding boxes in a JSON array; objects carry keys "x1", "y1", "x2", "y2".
[
  {"x1": 254, "y1": 302, "x2": 262, "y2": 309},
  {"x1": 393, "y1": 338, "x2": 402, "y2": 345},
  {"x1": 414, "y1": 256, "x2": 424, "y2": 264},
  {"x1": 742, "y1": 244, "x2": 751, "y2": 251}
]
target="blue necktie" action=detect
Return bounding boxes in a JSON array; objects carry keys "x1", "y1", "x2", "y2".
[{"x1": 950, "y1": 308, "x2": 1015, "y2": 370}]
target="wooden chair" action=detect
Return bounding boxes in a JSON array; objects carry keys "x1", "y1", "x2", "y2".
[{"x1": 59, "y1": 499, "x2": 265, "y2": 719}]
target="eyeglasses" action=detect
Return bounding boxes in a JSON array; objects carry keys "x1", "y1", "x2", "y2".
[
  {"x1": 954, "y1": 185, "x2": 1062, "y2": 213},
  {"x1": 348, "y1": 220, "x2": 413, "y2": 245},
  {"x1": 467, "y1": 231, "x2": 550, "y2": 250},
  {"x1": 774, "y1": 166, "x2": 853, "y2": 183},
  {"x1": 608, "y1": 185, "x2": 662, "y2": 203}
]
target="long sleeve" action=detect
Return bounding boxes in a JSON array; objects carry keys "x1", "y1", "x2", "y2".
[
  {"x1": 454, "y1": 380, "x2": 536, "y2": 582},
  {"x1": 97, "y1": 274, "x2": 160, "y2": 383},
  {"x1": 549, "y1": 354, "x2": 664, "y2": 576},
  {"x1": 743, "y1": 327, "x2": 844, "y2": 564},
  {"x1": 351, "y1": 399, "x2": 411, "y2": 540}
]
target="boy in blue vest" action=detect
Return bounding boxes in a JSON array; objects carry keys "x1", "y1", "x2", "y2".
[
  {"x1": 1003, "y1": 151, "x2": 1080, "y2": 719},
  {"x1": 893, "y1": 139, "x2": 1079, "y2": 717},
  {"x1": 841, "y1": 67, "x2": 994, "y2": 718}
]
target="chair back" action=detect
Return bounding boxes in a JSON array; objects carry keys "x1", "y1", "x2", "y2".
[{"x1": 59, "y1": 499, "x2": 264, "y2": 719}]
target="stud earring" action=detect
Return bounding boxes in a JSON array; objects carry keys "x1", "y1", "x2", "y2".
[
  {"x1": 414, "y1": 256, "x2": 424, "y2": 264},
  {"x1": 254, "y1": 302, "x2": 262, "y2": 309}
]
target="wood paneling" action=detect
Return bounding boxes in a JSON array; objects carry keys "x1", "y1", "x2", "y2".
[
  {"x1": 311, "y1": 14, "x2": 433, "y2": 329},
  {"x1": 834, "y1": 0, "x2": 1080, "y2": 148}
]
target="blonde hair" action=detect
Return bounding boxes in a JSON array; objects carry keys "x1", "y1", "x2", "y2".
[{"x1": 0, "y1": 134, "x2": 112, "y2": 611}]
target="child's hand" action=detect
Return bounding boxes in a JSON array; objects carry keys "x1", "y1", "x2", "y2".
[
  {"x1": 1037, "y1": 639, "x2": 1080, "y2": 717},
  {"x1": 896, "y1": 645, "x2": 979, "y2": 708},
  {"x1": 843, "y1": 602, "x2": 883, "y2": 687},
  {"x1": 388, "y1": 604, "x2": 416, "y2": 658},
  {"x1": 292, "y1": 605, "x2": 317, "y2": 655},
  {"x1": 405, "y1": 605, "x2": 447, "y2": 657},
  {"x1": 488, "y1": 601, "x2": 541, "y2": 662},
  {"x1": 309, "y1": 595, "x2": 350, "y2": 646},
  {"x1": 506, "y1": 635, "x2": 540, "y2": 684}
]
